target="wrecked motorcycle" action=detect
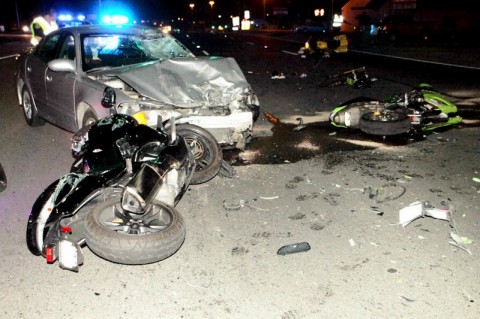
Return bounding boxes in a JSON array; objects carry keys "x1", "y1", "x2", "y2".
[
  {"x1": 329, "y1": 83, "x2": 462, "y2": 136},
  {"x1": 0, "y1": 162, "x2": 6, "y2": 192},
  {"x1": 320, "y1": 66, "x2": 377, "y2": 89},
  {"x1": 26, "y1": 113, "x2": 208, "y2": 271}
]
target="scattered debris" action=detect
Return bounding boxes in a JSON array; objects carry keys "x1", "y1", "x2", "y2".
[
  {"x1": 218, "y1": 160, "x2": 236, "y2": 178},
  {"x1": 223, "y1": 199, "x2": 246, "y2": 211},
  {"x1": 293, "y1": 118, "x2": 306, "y2": 131},
  {"x1": 277, "y1": 242, "x2": 311, "y2": 255},
  {"x1": 271, "y1": 71, "x2": 286, "y2": 79},
  {"x1": 367, "y1": 183, "x2": 406, "y2": 203},
  {"x1": 400, "y1": 295, "x2": 416, "y2": 302},
  {"x1": 399, "y1": 202, "x2": 472, "y2": 255},
  {"x1": 320, "y1": 66, "x2": 377, "y2": 88},
  {"x1": 264, "y1": 111, "x2": 280, "y2": 124},
  {"x1": 348, "y1": 238, "x2": 356, "y2": 247},
  {"x1": 399, "y1": 201, "x2": 449, "y2": 228},
  {"x1": 259, "y1": 196, "x2": 279, "y2": 200}
]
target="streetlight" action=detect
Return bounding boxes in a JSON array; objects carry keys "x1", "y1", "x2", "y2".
[
  {"x1": 209, "y1": 1, "x2": 215, "y2": 10},
  {"x1": 263, "y1": 0, "x2": 266, "y2": 21},
  {"x1": 189, "y1": 3, "x2": 195, "y2": 11}
]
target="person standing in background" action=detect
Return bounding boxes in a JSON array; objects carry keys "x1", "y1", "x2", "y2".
[{"x1": 30, "y1": 8, "x2": 58, "y2": 45}]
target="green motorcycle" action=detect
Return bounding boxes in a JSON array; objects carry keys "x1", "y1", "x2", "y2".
[{"x1": 329, "y1": 84, "x2": 462, "y2": 136}]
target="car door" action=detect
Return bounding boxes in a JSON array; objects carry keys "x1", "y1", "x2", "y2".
[
  {"x1": 45, "y1": 32, "x2": 77, "y2": 130},
  {"x1": 26, "y1": 33, "x2": 62, "y2": 114}
]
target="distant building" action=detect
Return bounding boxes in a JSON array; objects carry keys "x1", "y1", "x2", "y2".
[{"x1": 340, "y1": 0, "x2": 479, "y2": 40}]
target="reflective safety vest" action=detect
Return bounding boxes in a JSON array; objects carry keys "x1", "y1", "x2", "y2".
[{"x1": 30, "y1": 17, "x2": 58, "y2": 45}]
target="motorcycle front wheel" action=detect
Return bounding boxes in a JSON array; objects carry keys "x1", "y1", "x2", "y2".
[
  {"x1": 358, "y1": 110, "x2": 411, "y2": 136},
  {"x1": 84, "y1": 198, "x2": 186, "y2": 265},
  {"x1": 176, "y1": 124, "x2": 222, "y2": 184}
]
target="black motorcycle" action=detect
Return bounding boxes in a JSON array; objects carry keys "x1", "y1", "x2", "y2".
[{"x1": 25, "y1": 113, "x2": 215, "y2": 271}]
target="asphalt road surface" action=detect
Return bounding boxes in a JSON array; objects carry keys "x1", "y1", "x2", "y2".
[{"x1": 1, "y1": 32, "x2": 479, "y2": 318}]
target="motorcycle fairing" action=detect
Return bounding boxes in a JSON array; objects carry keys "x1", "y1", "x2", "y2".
[
  {"x1": 422, "y1": 91, "x2": 458, "y2": 116},
  {"x1": 26, "y1": 167, "x2": 124, "y2": 256},
  {"x1": 330, "y1": 99, "x2": 383, "y2": 129}
]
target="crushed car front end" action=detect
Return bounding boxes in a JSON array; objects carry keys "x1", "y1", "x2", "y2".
[{"x1": 91, "y1": 56, "x2": 259, "y2": 149}]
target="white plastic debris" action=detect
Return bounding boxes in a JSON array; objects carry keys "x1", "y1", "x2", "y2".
[
  {"x1": 399, "y1": 202, "x2": 472, "y2": 255},
  {"x1": 399, "y1": 201, "x2": 449, "y2": 228}
]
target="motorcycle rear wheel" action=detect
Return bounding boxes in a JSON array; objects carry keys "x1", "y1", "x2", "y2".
[
  {"x1": 177, "y1": 124, "x2": 222, "y2": 184},
  {"x1": 359, "y1": 110, "x2": 411, "y2": 136},
  {"x1": 84, "y1": 198, "x2": 185, "y2": 265}
]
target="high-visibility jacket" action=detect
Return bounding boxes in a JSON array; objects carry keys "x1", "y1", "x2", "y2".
[{"x1": 30, "y1": 17, "x2": 58, "y2": 45}]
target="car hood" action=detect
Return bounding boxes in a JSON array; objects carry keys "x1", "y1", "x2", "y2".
[{"x1": 101, "y1": 57, "x2": 252, "y2": 108}]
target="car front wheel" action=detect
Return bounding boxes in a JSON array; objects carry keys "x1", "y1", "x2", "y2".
[
  {"x1": 81, "y1": 109, "x2": 97, "y2": 128},
  {"x1": 176, "y1": 124, "x2": 222, "y2": 184},
  {"x1": 22, "y1": 88, "x2": 45, "y2": 126}
]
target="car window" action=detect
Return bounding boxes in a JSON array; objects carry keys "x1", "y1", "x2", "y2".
[
  {"x1": 81, "y1": 32, "x2": 194, "y2": 72},
  {"x1": 58, "y1": 34, "x2": 76, "y2": 61},
  {"x1": 35, "y1": 33, "x2": 61, "y2": 62}
]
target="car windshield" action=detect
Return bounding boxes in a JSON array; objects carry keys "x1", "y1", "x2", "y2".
[{"x1": 82, "y1": 32, "x2": 194, "y2": 71}]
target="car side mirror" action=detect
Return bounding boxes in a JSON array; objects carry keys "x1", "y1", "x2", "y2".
[
  {"x1": 101, "y1": 87, "x2": 116, "y2": 108},
  {"x1": 48, "y1": 59, "x2": 76, "y2": 73}
]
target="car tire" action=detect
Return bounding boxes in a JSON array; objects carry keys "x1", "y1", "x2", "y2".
[
  {"x1": 22, "y1": 88, "x2": 45, "y2": 126},
  {"x1": 81, "y1": 109, "x2": 97, "y2": 128},
  {"x1": 176, "y1": 124, "x2": 222, "y2": 184},
  {"x1": 84, "y1": 198, "x2": 186, "y2": 265},
  {"x1": 248, "y1": 104, "x2": 260, "y2": 122}
]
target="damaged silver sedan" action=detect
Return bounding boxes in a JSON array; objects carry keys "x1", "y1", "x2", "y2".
[{"x1": 15, "y1": 24, "x2": 259, "y2": 149}]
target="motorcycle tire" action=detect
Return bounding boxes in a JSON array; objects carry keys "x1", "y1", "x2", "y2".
[
  {"x1": 84, "y1": 198, "x2": 186, "y2": 265},
  {"x1": 0, "y1": 162, "x2": 6, "y2": 192},
  {"x1": 176, "y1": 124, "x2": 222, "y2": 184},
  {"x1": 358, "y1": 110, "x2": 411, "y2": 136},
  {"x1": 22, "y1": 87, "x2": 45, "y2": 126}
]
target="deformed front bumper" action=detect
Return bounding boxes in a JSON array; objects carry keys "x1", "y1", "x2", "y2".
[{"x1": 176, "y1": 111, "x2": 254, "y2": 149}]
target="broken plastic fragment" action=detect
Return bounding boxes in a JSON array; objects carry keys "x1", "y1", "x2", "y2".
[
  {"x1": 449, "y1": 232, "x2": 472, "y2": 255},
  {"x1": 399, "y1": 203, "x2": 472, "y2": 255},
  {"x1": 293, "y1": 117, "x2": 306, "y2": 131},
  {"x1": 277, "y1": 242, "x2": 311, "y2": 255},
  {"x1": 398, "y1": 201, "x2": 449, "y2": 228},
  {"x1": 259, "y1": 196, "x2": 279, "y2": 200},
  {"x1": 263, "y1": 111, "x2": 280, "y2": 124}
]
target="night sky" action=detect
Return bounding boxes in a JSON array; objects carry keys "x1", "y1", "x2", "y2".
[{"x1": 2, "y1": 0, "x2": 343, "y2": 25}]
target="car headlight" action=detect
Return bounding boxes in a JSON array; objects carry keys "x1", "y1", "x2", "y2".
[{"x1": 131, "y1": 109, "x2": 182, "y2": 127}]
